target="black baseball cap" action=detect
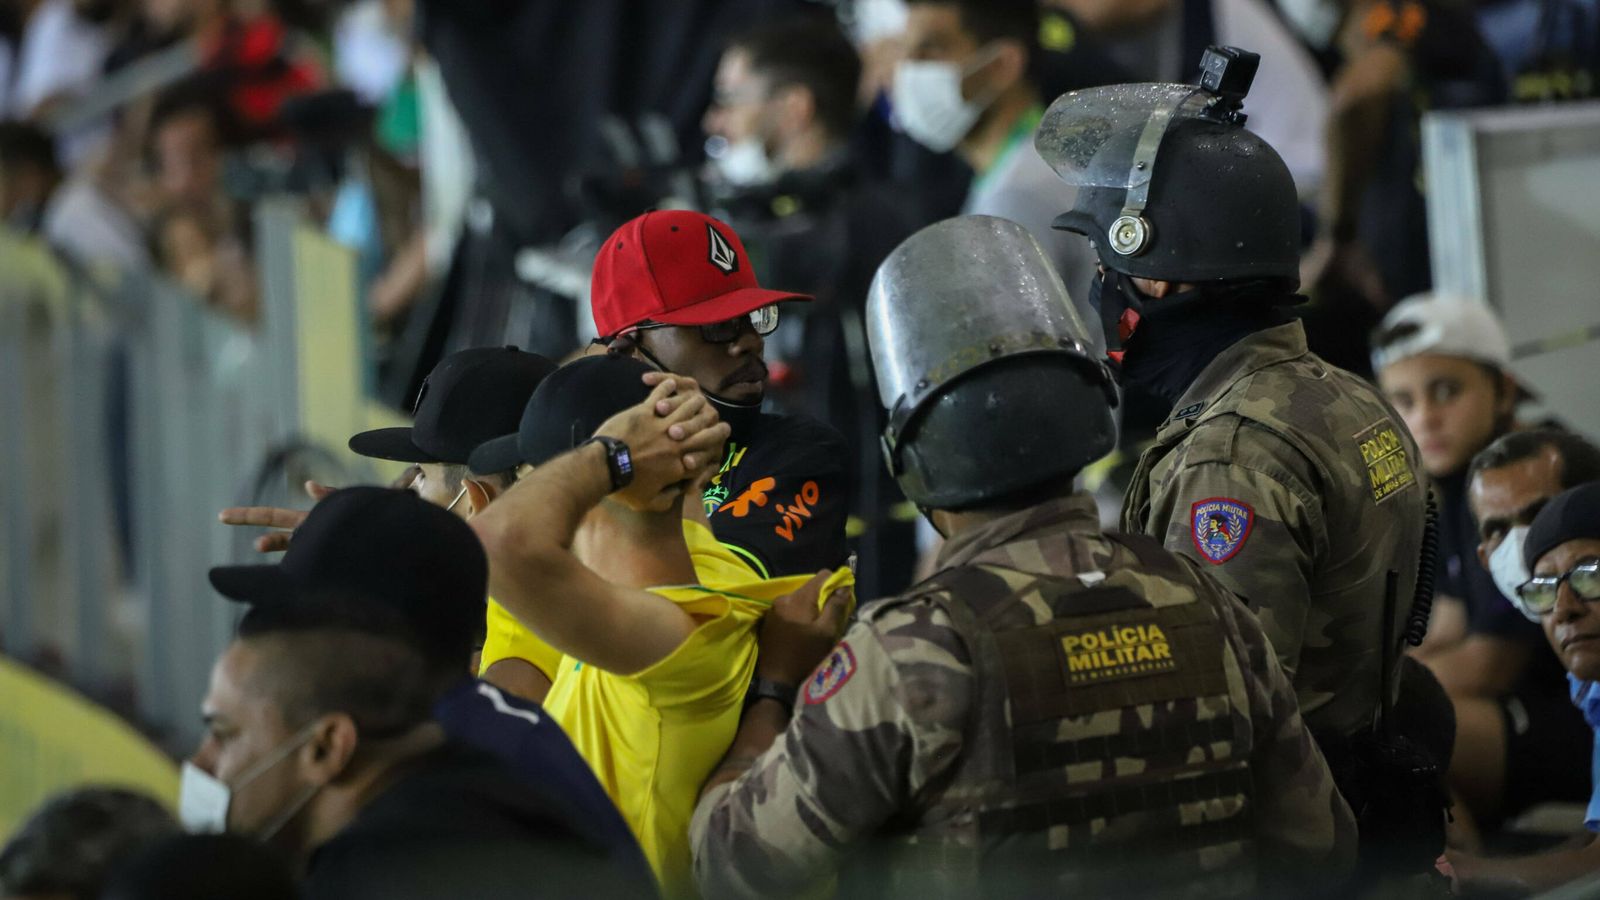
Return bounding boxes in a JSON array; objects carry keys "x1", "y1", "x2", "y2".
[
  {"x1": 468, "y1": 355, "x2": 654, "y2": 476},
  {"x1": 1525, "y1": 481, "x2": 1600, "y2": 570},
  {"x1": 209, "y1": 487, "x2": 487, "y2": 662},
  {"x1": 347, "y1": 347, "x2": 558, "y2": 464}
]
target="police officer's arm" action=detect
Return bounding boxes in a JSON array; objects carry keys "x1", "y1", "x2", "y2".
[
  {"x1": 1218, "y1": 585, "x2": 1360, "y2": 881},
  {"x1": 701, "y1": 570, "x2": 851, "y2": 796},
  {"x1": 472, "y1": 383, "x2": 731, "y2": 675},
  {"x1": 690, "y1": 602, "x2": 974, "y2": 899},
  {"x1": 1150, "y1": 458, "x2": 1324, "y2": 678}
]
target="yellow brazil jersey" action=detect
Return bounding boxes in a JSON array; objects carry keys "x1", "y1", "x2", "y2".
[
  {"x1": 480, "y1": 597, "x2": 565, "y2": 682},
  {"x1": 477, "y1": 520, "x2": 772, "y2": 681},
  {"x1": 542, "y1": 520, "x2": 854, "y2": 897}
]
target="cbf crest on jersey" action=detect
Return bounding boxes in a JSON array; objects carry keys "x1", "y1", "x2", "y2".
[
  {"x1": 1191, "y1": 497, "x2": 1254, "y2": 564},
  {"x1": 707, "y1": 223, "x2": 739, "y2": 274}
]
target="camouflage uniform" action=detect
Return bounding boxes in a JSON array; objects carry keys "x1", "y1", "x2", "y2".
[
  {"x1": 1121, "y1": 321, "x2": 1426, "y2": 739},
  {"x1": 690, "y1": 493, "x2": 1357, "y2": 899}
]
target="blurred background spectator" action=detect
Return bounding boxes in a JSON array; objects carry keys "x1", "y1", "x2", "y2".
[
  {"x1": 0, "y1": 787, "x2": 177, "y2": 900},
  {"x1": 3, "y1": 0, "x2": 1600, "y2": 881},
  {"x1": 0, "y1": 120, "x2": 59, "y2": 231},
  {"x1": 701, "y1": 14, "x2": 921, "y2": 595},
  {"x1": 99, "y1": 833, "x2": 299, "y2": 900}
]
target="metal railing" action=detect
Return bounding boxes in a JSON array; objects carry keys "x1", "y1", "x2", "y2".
[{"x1": 0, "y1": 199, "x2": 399, "y2": 752}]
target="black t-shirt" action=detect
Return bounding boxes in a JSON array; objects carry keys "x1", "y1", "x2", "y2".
[
  {"x1": 699, "y1": 402, "x2": 850, "y2": 578},
  {"x1": 304, "y1": 743, "x2": 653, "y2": 900}
]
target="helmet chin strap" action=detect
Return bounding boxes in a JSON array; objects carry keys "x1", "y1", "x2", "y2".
[{"x1": 1088, "y1": 268, "x2": 1148, "y2": 364}]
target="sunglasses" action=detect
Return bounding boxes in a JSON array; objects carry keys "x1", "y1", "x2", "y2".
[
  {"x1": 1516, "y1": 558, "x2": 1600, "y2": 618},
  {"x1": 630, "y1": 305, "x2": 780, "y2": 344}
]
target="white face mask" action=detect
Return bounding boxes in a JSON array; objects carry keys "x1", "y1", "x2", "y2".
[
  {"x1": 891, "y1": 45, "x2": 1003, "y2": 153},
  {"x1": 444, "y1": 483, "x2": 470, "y2": 515},
  {"x1": 710, "y1": 136, "x2": 778, "y2": 188},
  {"x1": 1277, "y1": 0, "x2": 1343, "y2": 50},
  {"x1": 179, "y1": 724, "x2": 322, "y2": 838},
  {"x1": 1489, "y1": 525, "x2": 1534, "y2": 618},
  {"x1": 850, "y1": 0, "x2": 909, "y2": 47}
]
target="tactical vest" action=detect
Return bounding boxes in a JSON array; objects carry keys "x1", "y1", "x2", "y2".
[{"x1": 848, "y1": 533, "x2": 1260, "y2": 899}]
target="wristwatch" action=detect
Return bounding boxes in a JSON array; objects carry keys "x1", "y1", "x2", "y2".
[
  {"x1": 582, "y1": 436, "x2": 634, "y2": 492},
  {"x1": 745, "y1": 677, "x2": 799, "y2": 717}
]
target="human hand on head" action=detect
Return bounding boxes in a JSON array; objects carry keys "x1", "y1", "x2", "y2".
[
  {"x1": 595, "y1": 378, "x2": 729, "y2": 510},
  {"x1": 643, "y1": 370, "x2": 704, "y2": 418}
]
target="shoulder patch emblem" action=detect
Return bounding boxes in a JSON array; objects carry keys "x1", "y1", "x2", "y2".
[
  {"x1": 1173, "y1": 401, "x2": 1206, "y2": 421},
  {"x1": 1353, "y1": 419, "x2": 1417, "y2": 504},
  {"x1": 1191, "y1": 497, "x2": 1254, "y2": 564},
  {"x1": 803, "y1": 642, "x2": 857, "y2": 705}
]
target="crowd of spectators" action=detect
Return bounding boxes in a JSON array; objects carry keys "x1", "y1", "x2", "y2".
[{"x1": 5, "y1": 0, "x2": 1600, "y2": 897}]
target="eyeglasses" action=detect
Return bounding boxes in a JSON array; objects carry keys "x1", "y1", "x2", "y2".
[
  {"x1": 629, "y1": 305, "x2": 779, "y2": 344},
  {"x1": 1516, "y1": 558, "x2": 1600, "y2": 617}
]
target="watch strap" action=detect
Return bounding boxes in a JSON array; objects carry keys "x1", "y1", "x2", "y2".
[
  {"x1": 746, "y1": 677, "x2": 799, "y2": 717},
  {"x1": 582, "y1": 436, "x2": 634, "y2": 491}
]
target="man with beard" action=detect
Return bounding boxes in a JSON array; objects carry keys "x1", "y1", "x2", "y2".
[
  {"x1": 592, "y1": 209, "x2": 850, "y2": 580},
  {"x1": 473, "y1": 210, "x2": 851, "y2": 708}
]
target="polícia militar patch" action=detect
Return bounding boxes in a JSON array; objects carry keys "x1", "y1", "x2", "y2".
[
  {"x1": 1191, "y1": 497, "x2": 1254, "y2": 564},
  {"x1": 804, "y1": 642, "x2": 857, "y2": 705}
]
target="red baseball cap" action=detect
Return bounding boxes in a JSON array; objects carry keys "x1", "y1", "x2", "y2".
[{"x1": 590, "y1": 210, "x2": 812, "y2": 338}]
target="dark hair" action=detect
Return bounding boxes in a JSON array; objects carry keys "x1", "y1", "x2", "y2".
[
  {"x1": 438, "y1": 463, "x2": 517, "y2": 494},
  {"x1": 0, "y1": 788, "x2": 178, "y2": 900},
  {"x1": 237, "y1": 606, "x2": 460, "y2": 738},
  {"x1": 905, "y1": 0, "x2": 1039, "y2": 50},
  {"x1": 0, "y1": 122, "x2": 59, "y2": 176},
  {"x1": 728, "y1": 17, "x2": 863, "y2": 139},
  {"x1": 146, "y1": 76, "x2": 238, "y2": 162},
  {"x1": 101, "y1": 833, "x2": 297, "y2": 900},
  {"x1": 1468, "y1": 428, "x2": 1600, "y2": 489}
]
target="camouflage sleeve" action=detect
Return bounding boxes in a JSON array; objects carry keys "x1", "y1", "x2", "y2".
[
  {"x1": 1149, "y1": 440, "x2": 1325, "y2": 679},
  {"x1": 690, "y1": 600, "x2": 973, "y2": 899},
  {"x1": 1212, "y1": 580, "x2": 1358, "y2": 881}
]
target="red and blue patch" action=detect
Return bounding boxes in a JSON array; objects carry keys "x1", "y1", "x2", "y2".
[
  {"x1": 803, "y1": 642, "x2": 857, "y2": 705},
  {"x1": 1191, "y1": 497, "x2": 1254, "y2": 564}
]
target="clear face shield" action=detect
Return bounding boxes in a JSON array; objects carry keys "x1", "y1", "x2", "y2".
[
  {"x1": 1033, "y1": 47, "x2": 1261, "y2": 258},
  {"x1": 865, "y1": 215, "x2": 1109, "y2": 470}
]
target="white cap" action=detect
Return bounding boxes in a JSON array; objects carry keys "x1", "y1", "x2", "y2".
[{"x1": 1370, "y1": 292, "x2": 1515, "y2": 373}]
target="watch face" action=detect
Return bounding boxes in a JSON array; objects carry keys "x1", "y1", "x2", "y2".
[{"x1": 616, "y1": 447, "x2": 632, "y2": 473}]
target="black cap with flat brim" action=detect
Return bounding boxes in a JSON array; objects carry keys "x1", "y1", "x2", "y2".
[
  {"x1": 468, "y1": 355, "x2": 656, "y2": 475},
  {"x1": 208, "y1": 487, "x2": 488, "y2": 664},
  {"x1": 347, "y1": 347, "x2": 558, "y2": 464}
]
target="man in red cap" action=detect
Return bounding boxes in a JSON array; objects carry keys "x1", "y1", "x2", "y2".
[{"x1": 590, "y1": 209, "x2": 850, "y2": 581}]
